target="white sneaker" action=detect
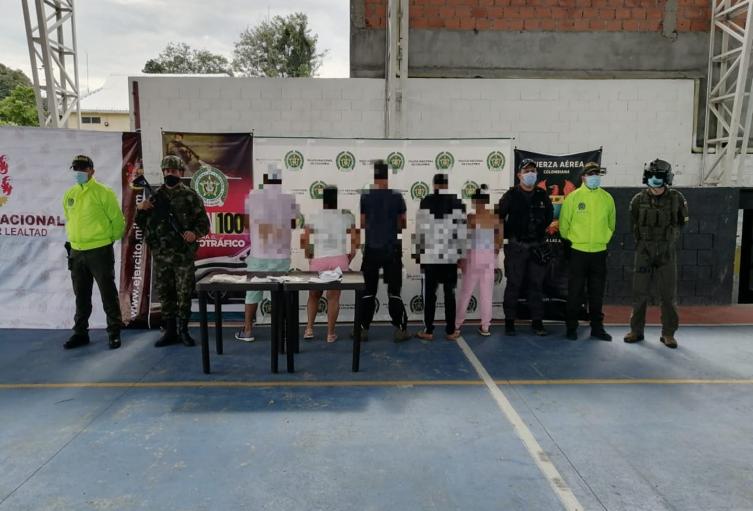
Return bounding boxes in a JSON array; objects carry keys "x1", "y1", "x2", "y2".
[{"x1": 234, "y1": 330, "x2": 255, "y2": 342}]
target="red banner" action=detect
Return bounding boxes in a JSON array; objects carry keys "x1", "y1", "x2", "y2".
[{"x1": 119, "y1": 132, "x2": 151, "y2": 327}]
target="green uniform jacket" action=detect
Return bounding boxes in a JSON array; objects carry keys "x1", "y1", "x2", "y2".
[
  {"x1": 135, "y1": 183, "x2": 210, "y2": 260},
  {"x1": 62, "y1": 177, "x2": 125, "y2": 251},
  {"x1": 559, "y1": 184, "x2": 616, "y2": 253},
  {"x1": 629, "y1": 188, "x2": 689, "y2": 243}
]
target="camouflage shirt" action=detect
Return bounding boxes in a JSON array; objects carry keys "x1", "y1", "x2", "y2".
[{"x1": 135, "y1": 183, "x2": 210, "y2": 260}]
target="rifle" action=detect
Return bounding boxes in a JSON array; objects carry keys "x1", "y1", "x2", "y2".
[{"x1": 132, "y1": 174, "x2": 183, "y2": 236}]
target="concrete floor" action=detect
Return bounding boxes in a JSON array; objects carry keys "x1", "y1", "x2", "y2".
[{"x1": 1, "y1": 324, "x2": 752, "y2": 511}]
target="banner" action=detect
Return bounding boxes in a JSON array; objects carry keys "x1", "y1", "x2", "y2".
[
  {"x1": 162, "y1": 132, "x2": 253, "y2": 268},
  {"x1": 513, "y1": 148, "x2": 602, "y2": 319},
  {"x1": 119, "y1": 133, "x2": 149, "y2": 326},
  {"x1": 254, "y1": 138, "x2": 513, "y2": 324},
  {"x1": 0, "y1": 127, "x2": 126, "y2": 329}
]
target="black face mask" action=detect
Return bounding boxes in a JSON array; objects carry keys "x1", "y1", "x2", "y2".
[{"x1": 164, "y1": 175, "x2": 180, "y2": 187}]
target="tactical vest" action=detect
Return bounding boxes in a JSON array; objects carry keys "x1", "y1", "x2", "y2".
[{"x1": 635, "y1": 189, "x2": 683, "y2": 242}]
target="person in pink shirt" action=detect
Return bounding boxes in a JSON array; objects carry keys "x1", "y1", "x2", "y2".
[{"x1": 455, "y1": 185, "x2": 503, "y2": 337}]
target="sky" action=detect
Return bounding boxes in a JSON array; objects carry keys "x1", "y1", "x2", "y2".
[{"x1": 0, "y1": 0, "x2": 349, "y2": 91}]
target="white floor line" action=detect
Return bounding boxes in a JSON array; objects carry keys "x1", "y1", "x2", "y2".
[{"x1": 456, "y1": 336, "x2": 584, "y2": 511}]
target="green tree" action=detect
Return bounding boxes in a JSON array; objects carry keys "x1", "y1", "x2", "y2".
[
  {"x1": 0, "y1": 64, "x2": 33, "y2": 101},
  {"x1": 142, "y1": 42, "x2": 232, "y2": 75},
  {"x1": 232, "y1": 13, "x2": 327, "y2": 77},
  {"x1": 0, "y1": 86, "x2": 39, "y2": 127}
]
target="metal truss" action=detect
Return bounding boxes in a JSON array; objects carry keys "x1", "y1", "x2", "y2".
[
  {"x1": 702, "y1": 0, "x2": 753, "y2": 185},
  {"x1": 385, "y1": 0, "x2": 408, "y2": 138},
  {"x1": 21, "y1": 0, "x2": 81, "y2": 128}
]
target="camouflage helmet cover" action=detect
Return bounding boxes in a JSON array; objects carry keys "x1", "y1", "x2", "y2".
[{"x1": 160, "y1": 155, "x2": 185, "y2": 171}]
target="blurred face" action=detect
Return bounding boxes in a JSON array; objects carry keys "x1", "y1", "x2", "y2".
[{"x1": 163, "y1": 168, "x2": 182, "y2": 178}]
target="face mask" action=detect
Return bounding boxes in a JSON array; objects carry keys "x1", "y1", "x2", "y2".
[
  {"x1": 520, "y1": 172, "x2": 537, "y2": 187},
  {"x1": 74, "y1": 171, "x2": 88, "y2": 185},
  {"x1": 164, "y1": 174, "x2": 180, "y2": 187},
  {"x1": 585, "y1": 175, "x2": 601, "y2": 189},
  {"x1": 647, "y1": 176, "x2": 664, "y2": 188}
]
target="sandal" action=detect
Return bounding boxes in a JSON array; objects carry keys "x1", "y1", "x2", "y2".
[
  {"x1": 446, "y1": 330, "x2": 461, "y2": 341},
  {"x1": 303, "y1": 327, "x2": 314, "y2": 340},
  {"x1": 326, "y1": 333, "x2": 337, "y2": 343}
]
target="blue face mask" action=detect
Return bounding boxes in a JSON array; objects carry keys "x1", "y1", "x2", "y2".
[
  {"x1": 647, "y1": 176, "x2": 664, "y2": 188},
  {"x1": 74, "y1": 171, "x2": 88, "y2": 185},
  {"x1": 585, "y1": 175, "x2": 601, "y2": 189},
  {"x1": 520, "y1": 172, "x2": 537, "y2": 187}
]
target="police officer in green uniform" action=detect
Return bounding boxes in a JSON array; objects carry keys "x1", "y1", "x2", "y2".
[
  {"x1": 63, "y1": 155, "x2": 125, "y2": 350},
  {"x1": 136, "y1": 155, "x2": 210, "y2": 347},
  {"x1": 624, "y1": 159, "x2": 688, "y2": 349}
]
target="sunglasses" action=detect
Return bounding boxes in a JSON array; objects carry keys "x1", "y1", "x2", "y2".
[{"x1": 583, "y1": 169, "x2": 601, "y2": 176}]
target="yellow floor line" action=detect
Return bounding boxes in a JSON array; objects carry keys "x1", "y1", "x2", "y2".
[{"x1": 1, "y1": 378, "x2": 753, "y2": 389}]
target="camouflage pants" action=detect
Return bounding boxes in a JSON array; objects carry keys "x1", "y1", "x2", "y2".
[
  {"x1": 629, "y1": 243, "x2": 678, "y2": 336},
  {"x1": 153, "y1": 253, "x2": 195, "y2": 321}
]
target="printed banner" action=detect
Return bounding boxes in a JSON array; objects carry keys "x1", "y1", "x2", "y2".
[
  {"x1": 162, "y1": 132, "x2": 253, "y2": 268},
  {"x1": 119, "y1": 133, "x2": 149, "y2": 326},
  {"x1": 0, "y1": 127, "x2": 126, "y2": 329},
  {"x1": 513, "y1": 148, "x2": 602, "y2": 319},
  {"x1": 254, "y1": 138, "x2": 513, "y2": 324}
]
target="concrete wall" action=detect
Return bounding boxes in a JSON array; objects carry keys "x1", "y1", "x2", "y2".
[
  {"x1": 132, "y1": 76, "x2": 703, "y2": 187},
  {"x1": 351, "y1": 0, "x2": 710, "y2": 78},
  {"x1": 605, "y1": 187, "x2": 739, "y2": 305}
]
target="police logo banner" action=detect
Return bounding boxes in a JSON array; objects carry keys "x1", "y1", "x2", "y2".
[{"x1": 254, "y1": 138, "x2": 513, "y2": 323}]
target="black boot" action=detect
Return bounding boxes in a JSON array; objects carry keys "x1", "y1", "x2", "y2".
[
  {"x1": 590, "y1": 324, "x2": 612, "y2": 342},
  {"x1": 532, "y1": 320, "x2": 548, "y2": 337},
  {"x1": 178, "y1": 319, "x2": 196, "y2": 347},
  {"x1": 155, "y1": 317, "x2": 178, "y2": 347},
  {"x1": 504, "y1": 319, "x2": 516, "y2": 336},
  {"x1": 64, "y1": 332, "x2": 90, "y2": 350}
]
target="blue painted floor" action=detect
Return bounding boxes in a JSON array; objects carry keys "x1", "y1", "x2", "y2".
[{"x1": 1, "y1": 324, "x2": 752, "y2": 510}]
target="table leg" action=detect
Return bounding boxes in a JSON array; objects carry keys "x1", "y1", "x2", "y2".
[
  {"x1": 271, "y1": 289, "x2": 279, "y2": 373},
  {"x1": 352, "y1": 289, "x2": 362, "y2": 372},
  {"x1": 200, "y1": 290, "x2": 210, "y2": 374},
  {"x1": 214, "y1": 292, "x2": 223, "y2": 355},
  {"x1": 286, "y1": 290, "x2": 296, "y2": 373}
]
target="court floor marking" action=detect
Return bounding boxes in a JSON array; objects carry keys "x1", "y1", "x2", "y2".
[
  {"x1": 455, "y1": 335, "x2": 583, "y2": 511},
  {"x1": 1, "y1": 378, "x2": 753, "y2": 389}
]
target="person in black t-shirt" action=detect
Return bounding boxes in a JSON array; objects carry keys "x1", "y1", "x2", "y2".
[
  {"x1": 359, "y1": 161, "x2": 410, "y2": 341},
  {"x1": 497, "y1": 158, "x2": 554, "y2": 337}
]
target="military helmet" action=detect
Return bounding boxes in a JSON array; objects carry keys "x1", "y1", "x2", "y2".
[
  {"x1": 643, "y1": 159, "x2": 673, "y2": 186},
  {"x1": 160, "y1": 155, "x2": 185, "y2": 171}
]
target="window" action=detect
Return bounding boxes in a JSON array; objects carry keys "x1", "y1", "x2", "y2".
[{"x1": 81, "y1": 116, "x2": 101, "y2": 124}]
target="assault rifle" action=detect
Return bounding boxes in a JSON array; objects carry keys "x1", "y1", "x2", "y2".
[{"x1": 132, "y1": 174, "x2": 182, "y2": 236}]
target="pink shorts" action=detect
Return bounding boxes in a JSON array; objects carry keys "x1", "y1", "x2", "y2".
[{"x1": 310, "y1": 254, "x2": 350, "y2": 273}]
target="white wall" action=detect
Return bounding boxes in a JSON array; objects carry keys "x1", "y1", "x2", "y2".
[{"x1": 132, "y1": 76, "x2": 701, "y2": 186}]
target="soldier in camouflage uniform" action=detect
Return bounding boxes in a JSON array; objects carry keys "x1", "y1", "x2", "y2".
[
  {"x1": 136, "y1": 155, "x2": 210, "y2": 347},
  {"x1": 624, "y1": 159, "x2": 689, "y2": 349}
]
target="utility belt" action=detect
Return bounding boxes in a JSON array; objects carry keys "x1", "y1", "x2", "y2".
[{"x1": 508, "y1": 238, "x2": 552, "y2": 265}]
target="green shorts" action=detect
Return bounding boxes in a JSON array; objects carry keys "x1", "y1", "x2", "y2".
[{"x1": 245, "y1": 257, "x2": 290, "y2": 304}]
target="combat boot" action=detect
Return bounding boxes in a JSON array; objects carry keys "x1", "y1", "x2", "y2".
[
  {"x1": 660, "y1": 335, "x2": 678, "y2": 349},
  {"x1": 178, "y1": 319, "x2": 196, "y2": 347},
  {"x1": 154, "y1": 317, "x2": 178, "y2": 347},
  {"x1": 64, "y1": 332, "x2": 90, "y2": 350},
  {"x1": 590, "y1": 323, "x2": 612, "y2": 342},
  {"x1": 623, "y1": 331, "x2": 644, "y2": 343}
]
